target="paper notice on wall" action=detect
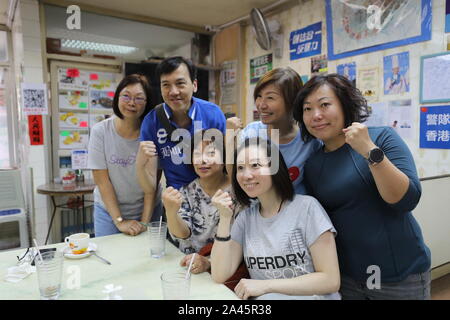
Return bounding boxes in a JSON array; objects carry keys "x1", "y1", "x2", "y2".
[
  {"x1": 71, "y1": 149, "x2": 88, "y2": 169},
  {"x1": 366, "y1": 102, "x2": 388, "y2": 127},
  {"x1": 357, "y1": 67, "x2": 379, "y2": 102},
  {"x1": 220, "y1": 60, "x2": 238, "y2": 105},
  {"x1": 388, "y1": 99, "x2": 413, "y2": 140},
  {"x1": 22, "y1": 83, "x2": 48, "y2": 115}
]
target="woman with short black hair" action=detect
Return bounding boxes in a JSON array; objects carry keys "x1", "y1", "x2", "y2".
[{"x1": 294, "y1": 73, "x2": 431, "y2": 300}]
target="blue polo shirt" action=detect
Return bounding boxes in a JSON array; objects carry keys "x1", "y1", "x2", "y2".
[{"x1": 140, "y1": 97, "x2": 226, "y2": 189}]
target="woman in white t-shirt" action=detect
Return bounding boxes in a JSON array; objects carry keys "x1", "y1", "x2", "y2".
[
  {"x1": 88, "y1": 74, "x2": 162, "y2": 237},
  {"x1": 211, "y1": 137, "x2": 341, "y2": 300}
]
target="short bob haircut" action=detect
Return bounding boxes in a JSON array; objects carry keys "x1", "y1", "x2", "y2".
[
  {"x1": 232, "y1": 137, "x2": 294, "y2": 207},
  {"x1": 189, "y1": 128, "x2": 226, "y2": 174},
  {"x1": 113, "y1": 74, "x2": 153, "y2": 121},
  {"x1": 155, "y1": 56, "x2": 197, "y2": 83},
  {"x1": 293, "y1": 73, "x2": 370, "y2": 142},
  {"x1": 253, "y1": 67, "x2": 303, "y2": 114}
]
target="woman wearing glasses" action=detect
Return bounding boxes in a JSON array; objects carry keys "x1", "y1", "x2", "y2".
[{"x1": 88, "y1": 74, "x2": 162, "y2": 237}]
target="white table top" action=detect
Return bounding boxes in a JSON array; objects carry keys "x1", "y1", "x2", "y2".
[{"x1": 0, "y1": 233, "x2": 238, "y2": 300}]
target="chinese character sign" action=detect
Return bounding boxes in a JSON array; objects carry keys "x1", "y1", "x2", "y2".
[
  {"x1": 289, "y1": 22, "x2": 322, "y2": 61},
  {"x1": 28, "y1": 115, "x2": 43, "y2": 145},
  {"x1": 250, "y1": 54, "x2": 273, "y2": 84},
  {"x1": 420, "y1": 105, "x2": 450, "y2": 149}
]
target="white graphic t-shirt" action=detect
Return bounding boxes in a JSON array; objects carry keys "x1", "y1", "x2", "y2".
[{"x1": 231, "y1": 194, "x2": 341, "y2": 300}]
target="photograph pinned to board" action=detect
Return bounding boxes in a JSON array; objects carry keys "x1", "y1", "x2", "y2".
[
  {"x1": 325, "y1": 0, "x2": 432, "y2": 60},
  {"x1": 311, "y1": 54, "x2": 328, "y2": 76},
  {"x1": 384, "y1": 52, "x2": 410, "y2": 95},
  {"x1": 89, "y1": 113, "x2": 110, "y2": 127},
  {"x1": 58, "y1": 91, "x2": 89, "y2": 110},
  {"x1": 357, "y1": 66, "x2": 379, "y2": 101},
  {"x1": 90, "y1": 90, "x2": 114, "y2": 109},
  {"x1": 89, "y1": 72, "x2": 118, "y2": 90},
  {"x1": 337, "y1": 62, "x2": 356, "y2": 86},
  {"x1": 388, "y1": 99, "x2": 413, "y2": 140},
  {"x1": 366, "y1": 102, "x2": 388, "y2": 127},
  {"x1": 420, "y1": 52, "x2": 450, "y2": 103},
  {"x1": 59, "y1": 130, "x2": 89, "y2": 149},
  {"x1": 21, "y1": 83, "x2": 48, "y2": 115},
  {"x1": 58, "y1": 68, "x2": 89, "y2": 91},
  {"x1": 59, "y1": 112, "x2": 89, "y2": 129},
  {"x1": 419, "y1": 105, "x2": 450, "y2": 149}
]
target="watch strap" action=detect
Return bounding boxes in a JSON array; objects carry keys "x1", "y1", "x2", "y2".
[{"x1": 214, "y1": 234, "x2": 231, "y2": 242}]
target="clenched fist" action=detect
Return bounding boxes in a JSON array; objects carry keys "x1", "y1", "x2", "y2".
[
  {"x1": 342, "y1": 122, "x2": 376, "y2": 158},
  {"x1": 162, "y1": 187, "x2": 183, "y2": 215},
  {"x1": 136, "y1": 141, "x2": 158, "y2": 167},
  {"x1": 212, "y1": 189, "x2": 234, "y2": 219},
  {"x1": 226, "y1": 117, "x2": 243, "y2": 131}
]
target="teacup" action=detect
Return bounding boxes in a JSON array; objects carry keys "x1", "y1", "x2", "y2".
[{"x1": 64, "y1": 233, "x2": 89, "y2": 254}]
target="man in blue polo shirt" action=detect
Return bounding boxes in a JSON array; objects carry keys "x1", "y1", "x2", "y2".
[{"x1": 137, "y1": 56, "x2": 226, "y2": 192}]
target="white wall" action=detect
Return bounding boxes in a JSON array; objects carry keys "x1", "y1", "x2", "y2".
[
  {"x1": 244, "y1": 0, "x2": 449, "y2": 179},
  {"x1": 12, "y1": 0, "x2": 50, "y2": 245},
  {"x1": 414, "y1": 176, "x2": 450, "y2": 276}
]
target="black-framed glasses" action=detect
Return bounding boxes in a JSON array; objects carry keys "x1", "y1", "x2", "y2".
[{"x1": 119, "y1": 95, "x2": 147, "y2": 105}]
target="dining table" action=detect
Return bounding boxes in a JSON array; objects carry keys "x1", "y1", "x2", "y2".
[{"x1": 0, "y1": 232, "x2": 239, "y2": 300}]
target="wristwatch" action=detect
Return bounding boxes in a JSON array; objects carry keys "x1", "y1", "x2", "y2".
[
  {"x1": 367, "y1": 147, "x2": 384, "y2": 165},
  {"x1": 114, "y1": 216, "x2": 123, "y2": 225}
]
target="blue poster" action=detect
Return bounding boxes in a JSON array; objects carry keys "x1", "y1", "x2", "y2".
[
  {"x1": 289, "y1": 22, "x2": 322, "y2": 61},
  {"x1": 337, "y1": 62, "x2": 356, "y2": 86},
  {"x1": 420, "y1": 105, "x2": 450, "y2": 149},
  {"x1": 446, "y1": 0, "x2": 450, "y2": 33},
  {"x1": 383, "y1": 52, "x2": 410, "y2": 95}
]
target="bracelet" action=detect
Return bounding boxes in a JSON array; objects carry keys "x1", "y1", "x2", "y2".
[{"x1": 214, "y1": 234, "x2": 231, "y2": 242}]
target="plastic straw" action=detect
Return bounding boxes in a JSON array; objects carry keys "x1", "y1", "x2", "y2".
[
  {"x1": 33, "y1": 238, "x2": 43, "y2": 262},
  {"x1": 158, "y1": 216, "x2": 163, "y2": 236},
  {"x1": 186, "y1": 253, "x2": 196, "y2": 279}
]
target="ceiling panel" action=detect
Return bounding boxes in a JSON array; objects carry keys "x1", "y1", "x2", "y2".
[{"x1": 54, "y1": 0, "x2": 281, "y2": 29}]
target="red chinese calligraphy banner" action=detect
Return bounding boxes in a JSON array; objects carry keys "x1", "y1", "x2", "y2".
[{"x1": 28, "y1": 114, "x2": 44, "y2": 145}]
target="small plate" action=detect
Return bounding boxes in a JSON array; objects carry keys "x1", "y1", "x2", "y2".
[{"x1": 63, "y1": 242, "x2": 97, "y2": 259}]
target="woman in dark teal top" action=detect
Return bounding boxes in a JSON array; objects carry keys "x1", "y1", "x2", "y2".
[{"x1": 293, "y1": 74, "x2": 431, "y2": 300}]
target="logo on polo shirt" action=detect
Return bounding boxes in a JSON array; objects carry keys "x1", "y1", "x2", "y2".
[{"x1": 157, "y1": 128, "x2": 168, "y2": 144}]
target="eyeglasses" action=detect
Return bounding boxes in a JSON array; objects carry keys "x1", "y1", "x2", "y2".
[{"x1": 119, "y1": 95, "x2": 147, "y2": 105}]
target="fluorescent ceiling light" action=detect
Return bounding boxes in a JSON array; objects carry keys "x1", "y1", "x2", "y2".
[{"x1": 61, "y1": 39, "x2": 138, "y2": 55}]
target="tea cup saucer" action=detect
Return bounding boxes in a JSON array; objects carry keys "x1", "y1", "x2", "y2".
[{"x1": 63, "y1": 242, "x2": 97, "y2": 259}]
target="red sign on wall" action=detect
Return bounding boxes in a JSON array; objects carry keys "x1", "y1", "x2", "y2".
[{"x1": 28, "y1": 115, "x2": 44, "y2": 145}]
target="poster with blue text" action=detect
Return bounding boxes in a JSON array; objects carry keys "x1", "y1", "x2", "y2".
[
  {"x1": 289, "y1": 22, "x2": 322, "y2": 61},
  {"x1": 420, "y1": 105, "x2": 450, "y2": 149}
]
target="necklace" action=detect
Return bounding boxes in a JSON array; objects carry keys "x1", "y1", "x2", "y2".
[
  {"x1": 277, "y1": 200, "x2": 283, "y2": 213},
  {"x1": 260, "y1": 199, "x2": 283, "y2": 217}
]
